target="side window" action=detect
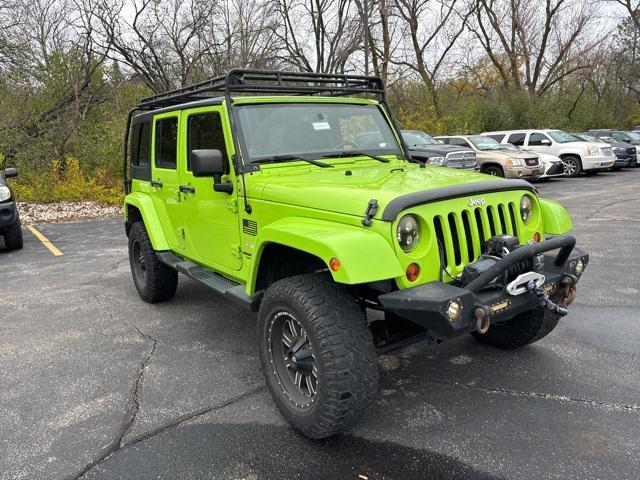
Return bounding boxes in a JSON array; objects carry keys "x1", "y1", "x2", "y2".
[
  {"x1": 155, "y1": 117, "x2": 178, "y2": 169},
  {"x1": 130, "y1": 121, "x2": 151, "y2": 181},
  {"x1": 529, "y1": 133, "x2": 550, "y2": 146},
  {"x1": 507, "y1": 133, "x2": 526, "y2": 146},
  {"x1": 187, "y1": 112, "x2": 228, "y2": 173},
  {"x1": 438, "y1": 138, "x2": 450, "y2": 145},
  {"x1": 131, "y1": 122, "x2": 151, "y2": 166},
  {"x1": 449, "y1": 138, "x2": 469, "y2": 147}
]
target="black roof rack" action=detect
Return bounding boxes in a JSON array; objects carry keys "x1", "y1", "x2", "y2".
[{"x1": 137, "y1": 69, "x2": 386, "y2": 110}]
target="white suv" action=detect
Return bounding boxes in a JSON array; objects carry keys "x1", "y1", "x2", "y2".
[{"x1": 481, "y1": 129, "x2": 615, "y2": 177}]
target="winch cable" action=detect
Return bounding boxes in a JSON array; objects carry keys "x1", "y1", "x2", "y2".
[{"x1": 526, "y1": 280, "x2": 568, "y2": 317}]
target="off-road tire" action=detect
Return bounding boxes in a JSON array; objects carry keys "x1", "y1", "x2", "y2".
[
  {"x1": 258, "y1": 273, "x2": 378, "y2": 439},
  {"x1": 562, "y1": 155, "x2": 582, "y2": 177},
  {"x1": 483, "y1": 165, "x2": 504, "y2": 177},
  {"x1": 128, "y1": 221, "x2": 178, "y2": 303},
  {"x1": 3, "y1": 214, "x2": 23, "y2": 250},
  {"x1": 471, "y1": 307, "x2": 560, "y2": 350}
]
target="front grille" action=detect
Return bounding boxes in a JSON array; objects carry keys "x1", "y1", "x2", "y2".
[
  {"x1": 433, "y1": 202, "x2": 520, "y2": 274},
  {"x1": 445, "y1": 151, "x2": 476, "y2": 168},
  {"x1": 601, "y1": 147, "x2": 612, "y2": 156},
  {"x1": 524, "y1": 157, "x2": 539, "y2": 167}
]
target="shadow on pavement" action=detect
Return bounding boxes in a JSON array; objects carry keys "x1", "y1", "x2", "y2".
[{"x1": 85, "y1": 422, "x2": 499, "y2": 480}]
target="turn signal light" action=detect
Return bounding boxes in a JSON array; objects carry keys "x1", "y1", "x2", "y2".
[
  {"x1": 329, "y1": 258, "x2": 341, "y2": 272},
  {"x1": 406, "y1": 263, "x2": 420, "y2": 282},
  {"x1": 533, "y1": 232, "x2": 541, "y2": 243}
]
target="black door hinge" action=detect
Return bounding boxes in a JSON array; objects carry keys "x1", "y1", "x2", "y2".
[{"x1": 362, "y1": 199, "x2": 379, "y2": 227}]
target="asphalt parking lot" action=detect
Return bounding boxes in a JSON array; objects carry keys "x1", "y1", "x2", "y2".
[{"x1": 1, "y1": 170, "x2": 639, "y2": 480}]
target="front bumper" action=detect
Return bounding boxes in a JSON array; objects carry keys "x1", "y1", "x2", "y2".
[
  {"x1": 582, "y1": 155, "x2": 616, "y2": 171},
  {"x1": 538, "y1": 161, "x2": 565, "y2": 178},
  {"x1": 379, "y1": 236, "x2": 588, "y2": 340},
  {"x1": 0, "y1": 200, "x2": 17, "y2": 231},
  {"x1": 613, "y1": 155, "x2": 631, "y2": 168},
  {"x1": 504, "y1": 164, "x2": 543, "y2": 179}
]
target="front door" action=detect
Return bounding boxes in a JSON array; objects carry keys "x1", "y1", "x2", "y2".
[
  {"x1": 179, "y1": 106, "x2": 242, "y2": 271},
  {"x1": 152, "y1": 112, "x2": 185, "y2": 250}
]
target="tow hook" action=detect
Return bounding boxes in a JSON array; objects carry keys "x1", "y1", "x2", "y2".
[
  {"x1": 474, "y1": 306, "x2": 491, "y2": 334},
  {"x1": 526, "y1": 280, "x2": 568, "y2": 317}
]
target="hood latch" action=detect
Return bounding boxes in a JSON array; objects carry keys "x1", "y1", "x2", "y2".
[{"x1": 362, "y1": 199, "x2": 379, "y2": 227}]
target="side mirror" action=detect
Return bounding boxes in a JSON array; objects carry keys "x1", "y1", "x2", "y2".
[
  {"x1": 540, "y1": 139, "x2": 551, "y2": 145},
  {"x1": 190, "y1": 149, "x2": 233, "y2": 194},
  {"x1": 191, "y1": 149, "x2": 224, "y2": 177},
  {"x1": 3, "y1": 167, "x2": 18, "y2": 178}
]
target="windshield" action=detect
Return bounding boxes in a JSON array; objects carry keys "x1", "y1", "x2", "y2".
[
  {"x1": 499, "y1": 143, "x2": 523, "y2": 151},
  {"x1": 576, "y1": 134, "x2": 599, "y2": 142},
  {"x1": 468, "y1": 136, "x2": 504, "y2": 151},
  {"x1": 548, "y1": 130, "x2": 579, "y2": 143},
  {"x1": 402, "y1": 130, "x2": 440, "y2": 146},
  {"x1": 236, "y1": 103, "x2": 403, "y2": 163},
  {"x1": 626, "y1": 131, "x2": 640, "y2": 141}
]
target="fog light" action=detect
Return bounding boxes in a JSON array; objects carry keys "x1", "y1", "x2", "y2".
[
  {"x1": 406, "y1": 263, "x2": 420, "y2": 282},
  {"x1": 574, "y1": 259, "x2": 585, "y2": 276},
  {"x1": 446, "y1": 299, "x2": 463, "y2": 322}
]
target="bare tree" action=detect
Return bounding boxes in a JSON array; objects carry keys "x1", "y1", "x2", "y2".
[
  {"x1": 389, "y1": 0, "x2": 475, "y2": 114},
  {"x1": 270, "y1": 0, "x2": 363, "y2": 73},
  {"x1": 468, "y1": 0, "x2": 602, "y2": 96}
]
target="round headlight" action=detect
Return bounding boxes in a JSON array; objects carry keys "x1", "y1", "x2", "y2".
[
  {"x1": 520, "y1": 195, "x2": 533, "y2": 224},
  {"x1": 397, "y1": 215, "x2": 420, "y2": 252},
  {"x1": 0, "y1": 186, "x2": 10, "y2": 202}
]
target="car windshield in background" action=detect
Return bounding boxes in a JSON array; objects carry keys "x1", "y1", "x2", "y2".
[
  {"x1": 578, "y1": 134, "x2": 599, "y2": 142},
  {"x1": 402, "y1": 131, "x2": 440, "y2": 146},
  {"x1": 626, "y1": 131, "x2": 640, "y2": 141},
  {"x1": 500, "y1": 143, "x2": 523, "y2": 151},
  {"x1": 548, "y1": 130, "x2": 579, "y2": 143},
  {"x1": 236, "y1": 103, "x2": 403, "y2": 163},
  {"x1": 468, "y1": 136, "x2": 503, "y2": 151}
]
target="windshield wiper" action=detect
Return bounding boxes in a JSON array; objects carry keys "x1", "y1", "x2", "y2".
[
  {"x1": 322, "y1": 151, "x2": 390, "y2": 163},
  {"x1": 252, "y1": 154, "x2": 332, "y2": 168}
]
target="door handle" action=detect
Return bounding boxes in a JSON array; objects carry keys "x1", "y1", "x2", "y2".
[
  {"x1": 179, "y1": 185, "x2": 196, "y2": 194},
  {"x1": 151, "y1": 180, "x2": 163, "y2": 188}
]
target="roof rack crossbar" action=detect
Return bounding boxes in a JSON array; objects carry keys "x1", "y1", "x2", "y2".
[{"x1": 136, "y1": 69, "x2": 386, "y2": 110}]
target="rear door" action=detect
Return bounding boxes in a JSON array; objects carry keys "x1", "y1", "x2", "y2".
[
  {"x1": 179, "y1": 106, "x2": 242, "y2": 270},
  {"x1": 151, "y1": 112, "x2": 185, "y2": 250}
]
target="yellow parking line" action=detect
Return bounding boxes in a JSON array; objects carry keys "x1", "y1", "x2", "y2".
[{"x1": 27, "y1": 225, "x2": 63, "y2": 256}]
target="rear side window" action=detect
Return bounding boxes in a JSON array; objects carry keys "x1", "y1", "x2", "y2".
[
  {"x1": 449, "y1": 138, "x2": 469, "y2": 147},
  {"x1": 507, "y1": 133, "x2": 525, "y2": 146},
  {"x1": 131, "y1": 122, "x2": 151, "y2": 167},
  {"x1": 528, "y1": 133, "x2": 550, "y2": 146},
  {"x1": 155, "y1": 117, "x2": 178, "y2": 169},
  {"x1": 187, "y1": 112, "x2": 228, "y2": 172}
]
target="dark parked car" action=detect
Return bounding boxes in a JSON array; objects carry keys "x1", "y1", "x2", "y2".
[
  {"x1": 574, "y1": 133, "x2": 636, "y2": 169},
  {"x1": 0, "y1": 167, "x2": 23, "y2": 250},
  {"x1": 401, "y1": 130, "x2": 477, "y2": 169},
  {"x1": 587, "y1": 130, "x2": 639, "y2": 167}
]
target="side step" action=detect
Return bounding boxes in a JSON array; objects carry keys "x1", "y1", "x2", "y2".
[{"x1": 156, "y1": 251, "x2": 262, "y2": 311}]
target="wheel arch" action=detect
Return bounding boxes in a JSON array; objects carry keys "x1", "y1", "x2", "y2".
[
  {"x1": 124, "y1": 193, "x2": 170, "y2": 251},
  {"x1": 247, "y1": 217, "x2": 403, "y2": 294}
]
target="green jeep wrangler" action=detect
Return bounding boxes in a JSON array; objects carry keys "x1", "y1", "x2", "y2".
[{"x1": 123, "y1": 70, "x2": 588, "y2": 438}]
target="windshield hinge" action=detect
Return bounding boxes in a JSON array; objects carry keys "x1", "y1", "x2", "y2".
[{"x1": 362, "y1": 199, "x2": 379, "y2": 227}]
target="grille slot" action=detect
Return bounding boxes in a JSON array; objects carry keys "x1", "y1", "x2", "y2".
[
  {"x1": 433, "y1": 201, "x2": 520, "y2": 275},
  {"x1": 448, "y1": 213, "x2": 462, "y2": 266}
]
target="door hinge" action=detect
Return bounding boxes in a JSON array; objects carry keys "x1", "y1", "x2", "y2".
[
  {"x1": 230, "y1": 243, "x2": 242, "y2": 259},
  {"x1": 227, "y1": 199, "x2": 238, "y2": 213}
]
